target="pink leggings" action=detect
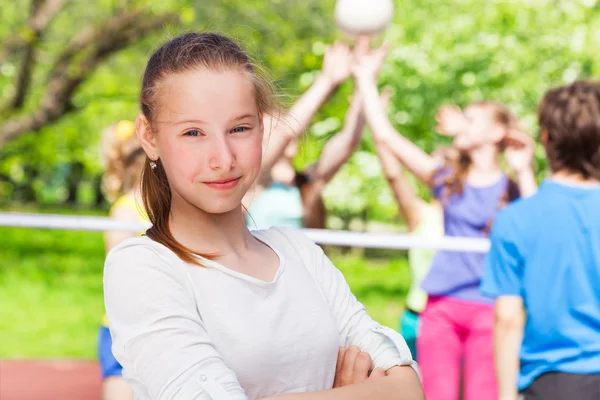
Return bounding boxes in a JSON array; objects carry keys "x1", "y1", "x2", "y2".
[{"x1": 417, "y1": 296, "x2": 498, "y2": 400}]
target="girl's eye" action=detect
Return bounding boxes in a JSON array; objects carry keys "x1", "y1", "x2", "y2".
[
  {"x1": 232, "y1": 126, "x2": 248, "y2": 133},
  {"x1": 184, "y1": 130, "x2": 202, "y2": 137}
]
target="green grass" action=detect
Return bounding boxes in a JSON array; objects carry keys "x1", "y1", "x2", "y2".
[{"x1": 0, "y1": 218, "x2": 411, "y2": 359}]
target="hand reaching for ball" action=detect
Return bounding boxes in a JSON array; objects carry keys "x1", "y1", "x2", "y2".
[
  {"x1": 352, "y1": 37, "x2": 392, "y2": 83},
  {"x1": 322, "y1": 41, "x2": 353, "y2": 87}
]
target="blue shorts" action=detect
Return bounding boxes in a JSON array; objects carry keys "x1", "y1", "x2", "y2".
[{"x1": 98, "y1": 325, "x2": 123, "y2": 378}]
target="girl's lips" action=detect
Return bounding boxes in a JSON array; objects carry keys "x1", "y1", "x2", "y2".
[{"x1": 202, "y1": 177, "x2": 241, "y2": 190}]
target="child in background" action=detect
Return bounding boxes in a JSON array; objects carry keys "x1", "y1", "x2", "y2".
[
  {"x1": 354, "y1": 39, "x2": 536, "y2": 400},
  {"x1": 246, "y1": 42, "x2": 364, "y2": 230},
  {"x1": 98, "y1": 120, "x2": 147, "y2": 400},
  {"x1": 248, "y1": 90, "x2": 366, "y2": 230},
  {"x1": 481, "y1": 80, "x2": 600, "y2": 400}
]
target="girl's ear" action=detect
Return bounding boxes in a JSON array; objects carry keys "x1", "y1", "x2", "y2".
[{"x1": 135, "y1": 114, "x2": 159, "y2": 159}]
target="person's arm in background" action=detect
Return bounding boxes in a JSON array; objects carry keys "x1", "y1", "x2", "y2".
[
  {"x1": 370, "y1": 88, "x2": 423, "y2": 232},
  {"x1": 311, "y1": 91, "x2": 366, "y2": 186},
  {"x1": 353, "y1": 43, "x2": 438, "y2": 187},
  {"x1": 504, "y1": 129, "x2": 537, "y2": 198},
  {"x1": 480, "y1": 213, "x2": 527, "y2": 400},
  {"x1": 495, "y1": 296, "x2": 526, "y2": 400},
  {"x1": 261, "y1": 42, "x2": 353, "y2": 171},
  {"x1": 300, "y1": 91, "x2": 367, "y2": 223}
]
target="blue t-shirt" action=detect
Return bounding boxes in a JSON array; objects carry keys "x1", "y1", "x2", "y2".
[
  {"x1": 246, "y1": 182, "x2": 304, "y2": 230},
  {"x1": 481, "y1": 180, "x2": 600, "y2": 390},
  {"x1": 421, "y1": 170, "x2": 512, "y2": 304}
]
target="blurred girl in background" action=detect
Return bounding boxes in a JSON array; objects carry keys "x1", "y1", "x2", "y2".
[{"x1": 98, "y1": 120, "x2": 146, "y2": 400}]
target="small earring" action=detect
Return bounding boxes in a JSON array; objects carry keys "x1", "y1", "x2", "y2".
[{"x1": 150, "y1": 157, "x2": 157, "y2": 170}]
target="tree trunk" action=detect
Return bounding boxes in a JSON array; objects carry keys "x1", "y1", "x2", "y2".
[{"x1": 65, "y1": 161, "x2": 84, "y2": 204}]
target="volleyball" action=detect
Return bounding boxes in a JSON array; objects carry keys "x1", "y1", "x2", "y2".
[{"x1": 334, "y1": 0, "x2": 394, "y2": 35}]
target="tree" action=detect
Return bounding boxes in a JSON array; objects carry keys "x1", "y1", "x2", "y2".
[
  {"x1": 0, "y1": 2, "x2": 178, "y2": 144},
  {"x1": 0, "y1": 0, "x2": 339, "y2": 205}
]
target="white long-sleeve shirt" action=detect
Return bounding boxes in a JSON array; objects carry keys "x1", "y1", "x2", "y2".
[{"x1": 104, "y1": 227, "x2": 417, "y2": 400}]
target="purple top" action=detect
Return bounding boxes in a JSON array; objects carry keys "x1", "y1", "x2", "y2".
[{"x1": 420, "y1": 169, "x2": 514, "y2": 304}]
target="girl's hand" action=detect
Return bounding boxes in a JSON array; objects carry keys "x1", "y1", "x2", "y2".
[
  {"x1": 435, "y1": 105, "x2": 468, "y2": 137},
  {"x1": 333, "y1": 346, "x2": 385, "y2": 388},
  {"x1": 504, "y1": 129, "x2": 536, "y2": 173},
  {"x1": 352, "y1": 39, "x2": 391, "y2": 83},
  {"x1": 321, "y1": 41, "x2": 353, "y2": 87}
]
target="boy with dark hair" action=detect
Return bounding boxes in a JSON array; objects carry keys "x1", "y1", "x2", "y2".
[{"x1": 481, "y1": 80, "x2": 600, "y2": 400}]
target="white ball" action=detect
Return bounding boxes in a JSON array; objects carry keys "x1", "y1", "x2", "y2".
[{"x1": 334, "y1": 0, "x2": 394, "y2": 35}]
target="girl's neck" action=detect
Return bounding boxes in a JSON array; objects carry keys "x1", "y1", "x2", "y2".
[
  {"x1": 168, "y1": 192, "x2": 254, "y2": 258},
  {"x1": 466, "y1": 145, "x2": 504, "y2": 186}
]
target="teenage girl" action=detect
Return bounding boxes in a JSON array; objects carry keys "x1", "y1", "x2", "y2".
[{"x1": 103, "y1": 32, "x2": 424, "y2": 400}]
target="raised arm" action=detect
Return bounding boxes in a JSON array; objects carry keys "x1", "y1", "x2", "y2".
[
  {"x1": 313, "y1": 92, "x2": 366, "y2": 184},
  {"x1": 370, "y1": 89, "x2": 422, "y2": 232},
  {"x1": 261, "y1": 42, "x2": 353, "y2": 171},
  {"x1": 353, "y1": 43, "x2": 438, "y2": 187},
  {"x1": 504, "y1": 129, "x2": 537, "y2": 198},
  {"x1": 374, "y1": 135, "x2": 424, "y2": 232}
]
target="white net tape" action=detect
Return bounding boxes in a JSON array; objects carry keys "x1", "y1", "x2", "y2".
[{"x1": 0, "y1": 212, "x2": 490, "y2": 253}]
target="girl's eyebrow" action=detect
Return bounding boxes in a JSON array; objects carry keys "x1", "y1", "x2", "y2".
[
  {"x1": 172, "y1": 114, "x2": 255, "y2": 126},
  {"x1": 173, "y1": 119, "x2": 207, "y2": 126}
]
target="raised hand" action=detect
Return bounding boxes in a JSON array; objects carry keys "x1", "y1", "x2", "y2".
[
  {"x1": 321, "y1": 41, "x2": 353, "y2": 87},
  {"x1": 352, "y1": 38, "x2": 392, "y2": 83},
  {"x1": 504, "y1": 129, "x2": 536, "y2": 173},
  {"x1": 435, "y1": 105, "x2": 468, "y2": 137}
]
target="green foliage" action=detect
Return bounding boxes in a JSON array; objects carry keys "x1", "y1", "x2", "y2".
[
  {"x1": 323, "y1": 0, "x2": 600, "y2": 218},
  {"x1": 1, "y1": 0, "x2": 600, "y2": 222}
]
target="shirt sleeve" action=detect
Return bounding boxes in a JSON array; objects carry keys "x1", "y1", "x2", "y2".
[
  {"x1": 481, "y1": 211, "x2": 524, "y2": 298},
  {"x1": 279, "y1": 229, "x2": 418, "y2": 376},
  {"x1": 104, "y1": 241, "x2": 248, "y2": 400}
]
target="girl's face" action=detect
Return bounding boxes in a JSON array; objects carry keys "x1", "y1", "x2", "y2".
[
  {"x1": 138, "y1": 69, "x2": 263, "y2": 215},
  {"x1": 453, "y1": 104, "x2": 505, "y2": 151}
]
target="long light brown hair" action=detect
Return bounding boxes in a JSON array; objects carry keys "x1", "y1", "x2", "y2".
[
  {"x1": 139, "y1": 32, "x2": 280, "y2": 265},
  {"x1": 101, "y1": 120, "x2": 145, "y2": 202}
]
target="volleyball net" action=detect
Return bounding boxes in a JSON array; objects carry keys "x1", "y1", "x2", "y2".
[{"x1": 0, "y1": 211, "x2": 490, "y2": 253}]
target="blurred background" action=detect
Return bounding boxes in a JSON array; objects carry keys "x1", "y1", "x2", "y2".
[{"x1": 1, "y1": 0, "x2": 599, "y2": 383}]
